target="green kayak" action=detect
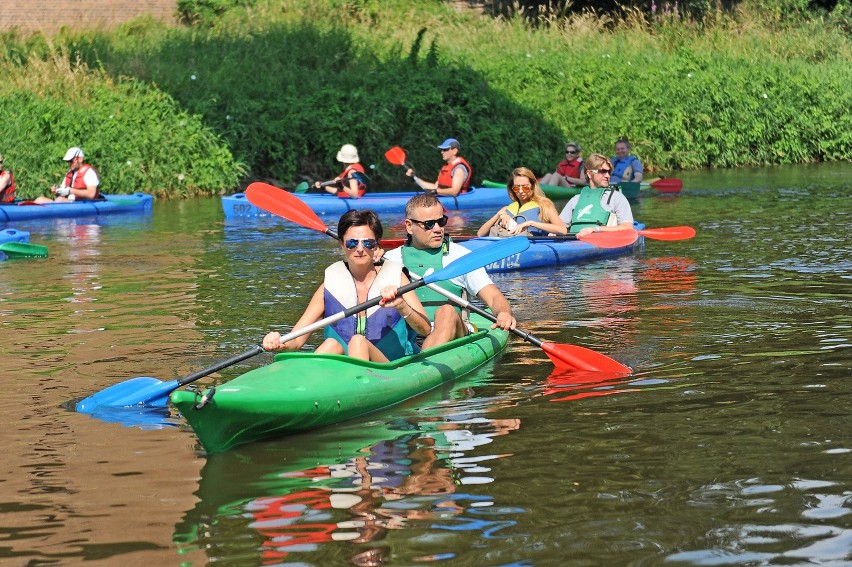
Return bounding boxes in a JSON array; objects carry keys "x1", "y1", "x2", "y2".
[
  {"x1": 482, "y1": 178, "x2": 580, "y2": 200},
  {"x1": 170, "y1": 313, "x2": 508, "y2": 453},
  {"x1": 482, "y1": 179, "x2": 640, "y2": 200}
]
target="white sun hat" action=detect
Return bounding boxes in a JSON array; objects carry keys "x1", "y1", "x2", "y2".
[{"x1": 336, "y1": 144, "x2": 360, "y2": 164}]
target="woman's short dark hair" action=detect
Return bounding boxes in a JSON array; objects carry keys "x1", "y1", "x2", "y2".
[{"x1": 337, "y1": 209, "x2": 383, "y2": 240}]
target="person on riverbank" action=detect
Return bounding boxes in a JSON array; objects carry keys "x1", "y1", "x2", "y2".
[
  {"x1": 539, "y1": 142, "x2": 587, "y2": 188},
  {"x1": 262, "y1": 209, "x2": 430, "y2": 362},
  {"x1": 476, "y1": 167, "x2": 567, "y2": 237},
  {"x1": 558, "y1": 153, "x2": 635, "y2": 237},
  {"x1": 383, "y1": 194, "x2": 516, "y2": 350},
  {"x1": 0, "y1": 153, "x2": 15, "y2": 203},
  {"x1": 34, "y1": 147, "x2": 102, "y2": 204},
  {"x1": 314, "y1": 143, "x2": 368, "y2": 199},
  {"x1": 610, "y1": 139, "x2": 643, "y2": 184},
  {"x1": 406, "y1": 138, "x2": 472, "y2": 197}
]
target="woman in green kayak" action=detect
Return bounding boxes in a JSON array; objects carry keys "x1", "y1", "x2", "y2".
[{"x1": 262, "y1": 209, "x2": 431, "y2": 362}]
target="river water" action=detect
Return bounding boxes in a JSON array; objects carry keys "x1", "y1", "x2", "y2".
[{"x1": 1, "y1": 163, "x2": 849, "y2": 566}]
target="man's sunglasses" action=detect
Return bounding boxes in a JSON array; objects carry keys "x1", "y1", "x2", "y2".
[
  {"x1": 408, "y1": 215, "x2": 449, "y2": 230},
  {"x1": 344, "y1": 238, "x2": 378, "y2": 250}
]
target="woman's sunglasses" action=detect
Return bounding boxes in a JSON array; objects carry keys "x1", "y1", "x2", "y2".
[
  {"x1": 408, "y1": 215, "x2": 449, "y2": 230},
  {"x1": 566, "y1": 150, "x2": 579, "y2": 155},
  {"x1": 344, "y1": 238, "x2": 378, "y2": 250},
  {"x1": 590, "y1": 169, "x2": 612, "y2": 175},
  {"x1": 512, "y1": 184, "x2": 533, "y2": 192}
]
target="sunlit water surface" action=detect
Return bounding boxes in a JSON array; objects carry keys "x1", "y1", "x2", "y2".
[{"x1": 0, "y1": 163, "x2": 849, "y2": 566}]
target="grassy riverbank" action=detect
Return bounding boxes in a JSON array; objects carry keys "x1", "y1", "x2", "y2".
[{"x1": 2, "y1": 0, "x2": 850, "y2": 197}]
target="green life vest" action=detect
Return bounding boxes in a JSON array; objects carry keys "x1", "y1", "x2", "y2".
[
  {"x1": 401, "y1": 244, "x2": 465, "y2": 320},
  {"x1": 568, "y1": 186, "x2": 613, "y2": 234}
]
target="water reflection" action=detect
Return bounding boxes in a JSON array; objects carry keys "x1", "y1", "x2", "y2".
[{"x1": 175, "y1": 406, "x2": 522, "y2": 564}]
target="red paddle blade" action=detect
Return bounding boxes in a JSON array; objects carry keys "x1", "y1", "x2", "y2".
[
  {"x1": 541, "y1": 342, "x2": 632, "y2": 373},
  {"x1": 650, "y1": 178, "x2": 683, "y2": 193},
  {"x1": 245, "y1": 182, "x2": 329, "y2": 233},
  {"x1": 384, "y1": 146, "x2": 408, "y2": 166},
  {"x1": 638, "y1": 226, "x2": 696, "y2": 240},
  {"x1": 578, "y1": 229, "x2": 639, "y2": 249}
]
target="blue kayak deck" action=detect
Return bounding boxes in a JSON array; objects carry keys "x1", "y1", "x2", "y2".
[
  {"x1": 457, "y1": 222, "x2": 645, "y2": 272},
  {"x1": 223, "y1": 187, "x2": 510, "y2": 217},
  {"x1": 0, "y1": 193, "x2": 154, "y2": 222}
]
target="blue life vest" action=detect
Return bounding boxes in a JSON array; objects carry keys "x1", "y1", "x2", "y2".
[{"x1": 507, "y1": 201, "x2": 547, "y2": 236}]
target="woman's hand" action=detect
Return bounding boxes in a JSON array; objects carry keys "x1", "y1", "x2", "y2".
[
  {"x1": 262, "y1": 331, "x2": 282, "y2": 350},
  {"x1": 378, "y1": 285, "x2": 405, "y2": 311}
]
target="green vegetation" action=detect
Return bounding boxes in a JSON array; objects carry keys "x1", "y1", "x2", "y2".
[{"x1": 1, "y1": 0, "x2": 849, "y2": 197}]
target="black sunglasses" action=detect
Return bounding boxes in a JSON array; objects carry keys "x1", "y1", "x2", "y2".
[
  {"x1": 408, "y1": 215, "x2": 449, "y2": 230},
  {"x1": 566, "y1": 150, "x2": 578, "y2": 155},
  {"x1": 344, "y1": 238, "x2": 378, "y2": 250}
]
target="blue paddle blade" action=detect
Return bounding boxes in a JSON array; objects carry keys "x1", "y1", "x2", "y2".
[
  {"x1": 75, "y1": 377, "x2": 178, "y2": 413},
  {"x1": 423, "y1": 235, "x2": 530, "y2": 284}
]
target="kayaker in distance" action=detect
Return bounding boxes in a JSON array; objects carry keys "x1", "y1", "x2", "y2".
[
  {"x1": 0, "y1": 153, "x2": 15, "y2": 203},
  {"x1": 262, "y1": 209, "x2": 431, "y2": 362},
  {"x1": 407, "y1": 138, "x2": 472, "y2": 197},
  {"x1": 539, "y1": 142, "x2": 587, "y2": 188},
  {"x1": 314, "y1": 143, "x2": 367, "y2": 199},
  {"x1": 383, "y1": 194, "x2": 517, "y2": 349},
  {"x1": 34, "y1": 147, "x2": 102, "y2": 203},
  {"x1": 476, "y1": 166, "x2": 567, "y2": 237},
  {"x1": 558, "y1": 153, "x2": 635, "y2": 237},
  {"x1": 610, "y1": 138, "x2": 643, "y2": 184}
]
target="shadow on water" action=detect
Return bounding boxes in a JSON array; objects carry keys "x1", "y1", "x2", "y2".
[{"x1": 70, "y1": 24, "x2": 567, "y2": 186}]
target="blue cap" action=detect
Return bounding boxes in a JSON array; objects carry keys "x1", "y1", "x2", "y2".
[{"x1": 437, "y1": 138, "x2": 460, "y2": 150}]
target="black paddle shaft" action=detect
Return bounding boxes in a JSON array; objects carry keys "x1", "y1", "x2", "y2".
[{"x1": 177, "y1": 345, "x2": 265, "y2": 387}]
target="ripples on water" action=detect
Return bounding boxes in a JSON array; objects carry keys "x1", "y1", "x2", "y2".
[{"x1": 0, "y1": 164, "x2": 850, "y2": 565}]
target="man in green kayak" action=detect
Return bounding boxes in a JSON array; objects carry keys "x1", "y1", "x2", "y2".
[{"x1": 383, "y1": 194, "x2": 517, "y2": 349}]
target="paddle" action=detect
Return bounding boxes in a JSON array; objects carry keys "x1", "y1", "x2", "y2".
[
  {"x1": 379, "y1": 231, "x2": 639, "y2": 250},
  {"x1": 408, "y1": 269, "x2": 631, "y2": 373},
  {"x1": 245, "y1": 184, "x2": 631, "y2": 374},
  {"x1": 0, "y1": 242, "x2": 49, "y2": 258},
  {"x1": 384, "y1": 146, "x2": 415, "y2": 172},
  {"x1": 295, "y1": 172, "x2": 370, "y2": 195},
  {"x1": 638, "y1": 226, "x2": 696, "y2": 240},
  {"x1": 643, "y1": 178, "x2": 683, "y2": 193},
  {"x1": 76, "y1": 233, "x2": 530, "y2": 412}
]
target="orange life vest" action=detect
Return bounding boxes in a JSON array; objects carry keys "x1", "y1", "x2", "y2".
[
  {"x1": 436, "y1": 156, "x2": 472, "y2": 193},
  {"x1": 336, "y1": 163, "x2": 366, "y2": 198},
  {"x1": 0, "y1": 169, "x2": 15, "y2": 203}
]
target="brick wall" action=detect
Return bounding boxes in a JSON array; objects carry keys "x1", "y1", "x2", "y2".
[{"x1": 1, "y1": 0, "x2": 177, "y2": 34}]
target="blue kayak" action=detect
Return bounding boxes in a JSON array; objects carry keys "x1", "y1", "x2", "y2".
[
  {"x1": 0, "y1": 193, "x2": 154, "y2": 222},
  {"x1": 222, "y1": 187, "x2": 510, "y2": 217},
  {"x1": 457, "y1": 222, "x2": 645, "y2": 272},
  {"x1": 0, "y1": 228, "x2": 30, "y2": 245}
]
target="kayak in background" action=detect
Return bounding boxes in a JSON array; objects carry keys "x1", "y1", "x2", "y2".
[
  {"x1": 481, "y1": 178, "x2": 581, "y2": 201},
  {"x1": 0, "y1": 228, "x2": 48, "y2": 260},
  {"x1": 455, "y1": 221, "x2": 645, "y2": 273},
  {"x1": 170, "y1": 312, "x2": 508, "y2": 453},
  {"x1": 0, "y1": 193, "x2": 154, "y2": 222},
  {"x1": 482, "y1": 179, "x2": 642, "y2": 200},
  {"x1": 222, "y1": 187, "x2": 510, "y2": 217}
]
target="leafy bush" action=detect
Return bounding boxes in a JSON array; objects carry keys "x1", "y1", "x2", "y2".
[
  {"x1": 2, "y1": 0, "x2": 850, "y2": 194},
  {"x1": 0, "y1": 50, "x2": 243, "y2": 198}
]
